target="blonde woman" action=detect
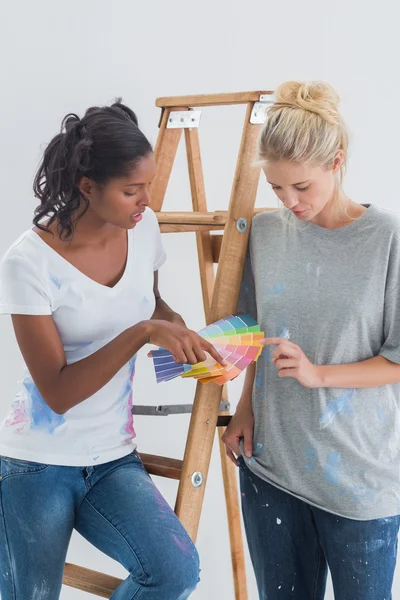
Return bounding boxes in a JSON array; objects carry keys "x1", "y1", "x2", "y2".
[{"x1": 223, "y1": 81, "x2": 400, "y2": 599}]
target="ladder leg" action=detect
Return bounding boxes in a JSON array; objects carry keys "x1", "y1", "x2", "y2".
[
  {"x1": 218, "y1": 389, "x2": 248, "y2": 600},
  {"x1": 185, "y1": 127, "x2": 214, "y2": 315},
  {"x1": 152, "y1": 107, "x2": 187, "y2": 211},
  {"x1": 185, "y1": 127, "x2": 248, "y2": 598},
  {"x1": 175, "y1": 102, "x2": 261, "y2": 541},
  {"x1": 174, "y1": 380, "x2": 222, "y2": 538},
  {"x1": 211, "y1": 103, "x2": 261, "y2": 318}
]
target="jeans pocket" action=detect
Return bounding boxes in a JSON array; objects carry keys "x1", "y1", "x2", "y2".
[
  {"x1": 132, "y1": 450, "x2": 153, "y2": 477},
  {"x1": 132, "y1": 450, "x2": 148, "y2": 468},
  {"x1": 0, "y1": 456, "x2": 50, "y2": 480}
]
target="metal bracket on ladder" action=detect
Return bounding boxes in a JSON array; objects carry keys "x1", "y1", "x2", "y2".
[
  {"x1": 167, "y1": 109, "x2": 202, "y2": 129},
  {"x1": 132, "y1": 402, "x2": 230, "y2": 416},
  {"x1": 250, "y1": 93, "x2": 275, "y2": 124}
]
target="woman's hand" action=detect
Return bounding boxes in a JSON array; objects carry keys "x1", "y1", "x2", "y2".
[
  {"x1": 147, "y1": 320, "x2": 226, "y2": 366},
  {"x1": 221, "y1": 403, "x2": 254, "y2": 466},
  {"x1": 263, "y1": 337, "x2": 322, "y2": 388}
]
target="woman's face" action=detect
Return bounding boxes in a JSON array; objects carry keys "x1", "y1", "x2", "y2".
[
  {"x1": 80, "y1": 152, "x2": 156, "y2": 230},
  {"x1": 263, "y1": 157, "x2": 341, "y2": 223}
]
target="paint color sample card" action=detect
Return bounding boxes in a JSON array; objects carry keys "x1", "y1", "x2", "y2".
[{"x1": 150, "y1": 314, "x2": 264, "y2": 386}]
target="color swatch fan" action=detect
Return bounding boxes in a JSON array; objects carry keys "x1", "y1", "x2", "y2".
[{"x1": 150, "y1": 314, "x2": 264, "y2": 386}]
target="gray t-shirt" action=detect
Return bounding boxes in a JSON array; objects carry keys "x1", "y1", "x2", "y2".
[{"x1": 238, "y1": 205, "x2": 400, "y2": 520}]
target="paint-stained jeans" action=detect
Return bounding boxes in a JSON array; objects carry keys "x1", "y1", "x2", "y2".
[
  {"x1": 239, "y1": 457, "x2": 399, "y2": 600},
  {"x1": 0, "y1": 451, "x2": 199, "y2": 599}
]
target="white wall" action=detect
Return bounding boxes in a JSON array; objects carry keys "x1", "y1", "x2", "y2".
[{"x1": 0, "y1": 0, "x2": 399, "y2": 598}]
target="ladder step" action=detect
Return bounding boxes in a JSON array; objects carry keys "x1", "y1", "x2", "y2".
[
  {"x1": 160, "y1": 223, "x2": 222, "y2": 233},
  {"x1": 217, "y1": 415, "x2": 232, "y2": 427},
  {"x1": 156, "y1": 208, "x2": 275, "y2": 234},
  {"x1": 157, "y1": 211, "x2": 226, "y2": 233},
  {"x1": 140, "y1": 453, "x2": 183, "y2": 480},
  {"x1": 63, "y1": 563, "x2": 121, "y2": 597},
  {"x1": 156, "y1": 91, "x2": 273, "y2": 108}
]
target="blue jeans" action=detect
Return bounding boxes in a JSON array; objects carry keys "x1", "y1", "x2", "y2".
[
  {"x1": 239, "y1": 457, "x2": 399, "y2": 600},
  {"x1": 0, "y1": 451, "x2": 200, "y2": 599}
]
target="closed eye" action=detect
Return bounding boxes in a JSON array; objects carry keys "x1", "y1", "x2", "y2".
[{"x1": 271, "y1": 185, "x2": 310, "y2": 192}]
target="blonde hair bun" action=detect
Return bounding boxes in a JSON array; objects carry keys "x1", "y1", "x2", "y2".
[
  {"x1": 271, "y1": 80, "x2": 341, "y2": 126},
  {"x1": 258, "y1": 80, "x2": 348, "y2": 178}
]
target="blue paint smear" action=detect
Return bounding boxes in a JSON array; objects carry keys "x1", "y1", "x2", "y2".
[
  {"x1": 270, "y1": 284, "x2": 286, "y2": 294},
  {"x1": 319, "y1": 389, "x2": 355, "y2": 429},
  {"x1": 23, "y1": 379, "x2": 65, "y2": 433},
  {"x1": 50, "y1": 273, "x2": 62, "y2": 289},
  {"x1": 128, "y1": 356, "x2": 136, "y2": 377},
  {"x1": 262, "y1": 347, "x2": 271, "y2": 363},
  {"x1": 350, "y1": 485, "x2": 374, "y2": 504},
  {"x1": 377, "y1": 406, "x2": 386, "y2": 423},
  {"x1": 255, "y1": 367, "x2": 263, "y2": 390},
  {"x1": 324, "y1": 451, "x2": 341, "y2": 486},
  {"x1": 305, "y1": 444, "x2": 317, "y2": 472},
  {"x1": 118, "y1": 356, "x2": 137, "y2": 402},
  {"x1": 278, "y1": 327, "x2": 290, "y2": 340},
  {"x1": 118, "y1": 378, "x2": 132, "y2": 400}
]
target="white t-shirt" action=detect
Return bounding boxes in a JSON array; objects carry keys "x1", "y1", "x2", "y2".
[{"x1": 0, "y1": 208, "x2": 166, "y2": 467}]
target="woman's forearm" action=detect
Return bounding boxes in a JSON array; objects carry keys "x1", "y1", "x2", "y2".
[
  {"x1": 152, "y1": 297, "x2": 185, "y2": 325},
  {"x1": 318, "y1": 355, "x2": 400, "y2": 388}
]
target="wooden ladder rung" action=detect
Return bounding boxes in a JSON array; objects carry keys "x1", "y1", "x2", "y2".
[
  {"x1": 156, "y1": 91, "x2": 274, "y2": 108},
  {"x1": 63, "y1": 563, "x2": 121, "y2": 598},
  {"x1": 217, "y1": 415, "x2": 232, "y2": 427},
  {"x1": 157, "y1": 211, "x2": 226, "y2": 233},
  {"x1": 140, "y1": 453, "x2": 183, "y2": 480},
  {"x1": 157, "y1": 208, "x2": 275, "y2": 234}
]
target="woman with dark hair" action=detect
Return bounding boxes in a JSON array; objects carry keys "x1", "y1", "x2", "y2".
[{"x1": 0, "y1": 100, "x2": 222, "y2": 599}]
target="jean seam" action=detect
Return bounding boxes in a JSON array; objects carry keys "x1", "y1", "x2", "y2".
[
  {"x1": 82, "y1": 496, "x2": 149, "y2": 585},
  {"x1": 312, "y1": 548, "x2": 322, "y2": 600},
  {"x1": 1, "y1": 466, "x2": 50, "y2": 481},
  {"x1": 130, "y1": 584, "x2": 144, "y2": 599},
  {"x1": 0, "y1": 487, "x2": 16, "y2": 600}
]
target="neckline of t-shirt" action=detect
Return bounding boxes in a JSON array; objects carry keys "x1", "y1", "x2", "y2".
[
  {"x1": 284, "y1": 204, "x2": 376, "y2": 239},
  {"x1": 27, "y1": 228, "x2": 134, "y2": 292}
]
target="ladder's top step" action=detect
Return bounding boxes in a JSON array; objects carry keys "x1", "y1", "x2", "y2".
[{"x1": 156, "y1": 91, "x2": 274, "y2": 109}]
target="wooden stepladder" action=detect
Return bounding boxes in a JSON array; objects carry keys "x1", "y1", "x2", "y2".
[{"x1": 63, "y1": 91, "x2": 274, "y2": 598}]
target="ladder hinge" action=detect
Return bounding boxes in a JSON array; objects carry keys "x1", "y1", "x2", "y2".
[
  {"x1": 250, "y1": 94, "x2": 275, "y2": 124},
  {"x1": 167, "y1": 109, "x2": 202, "y2": 129}
]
